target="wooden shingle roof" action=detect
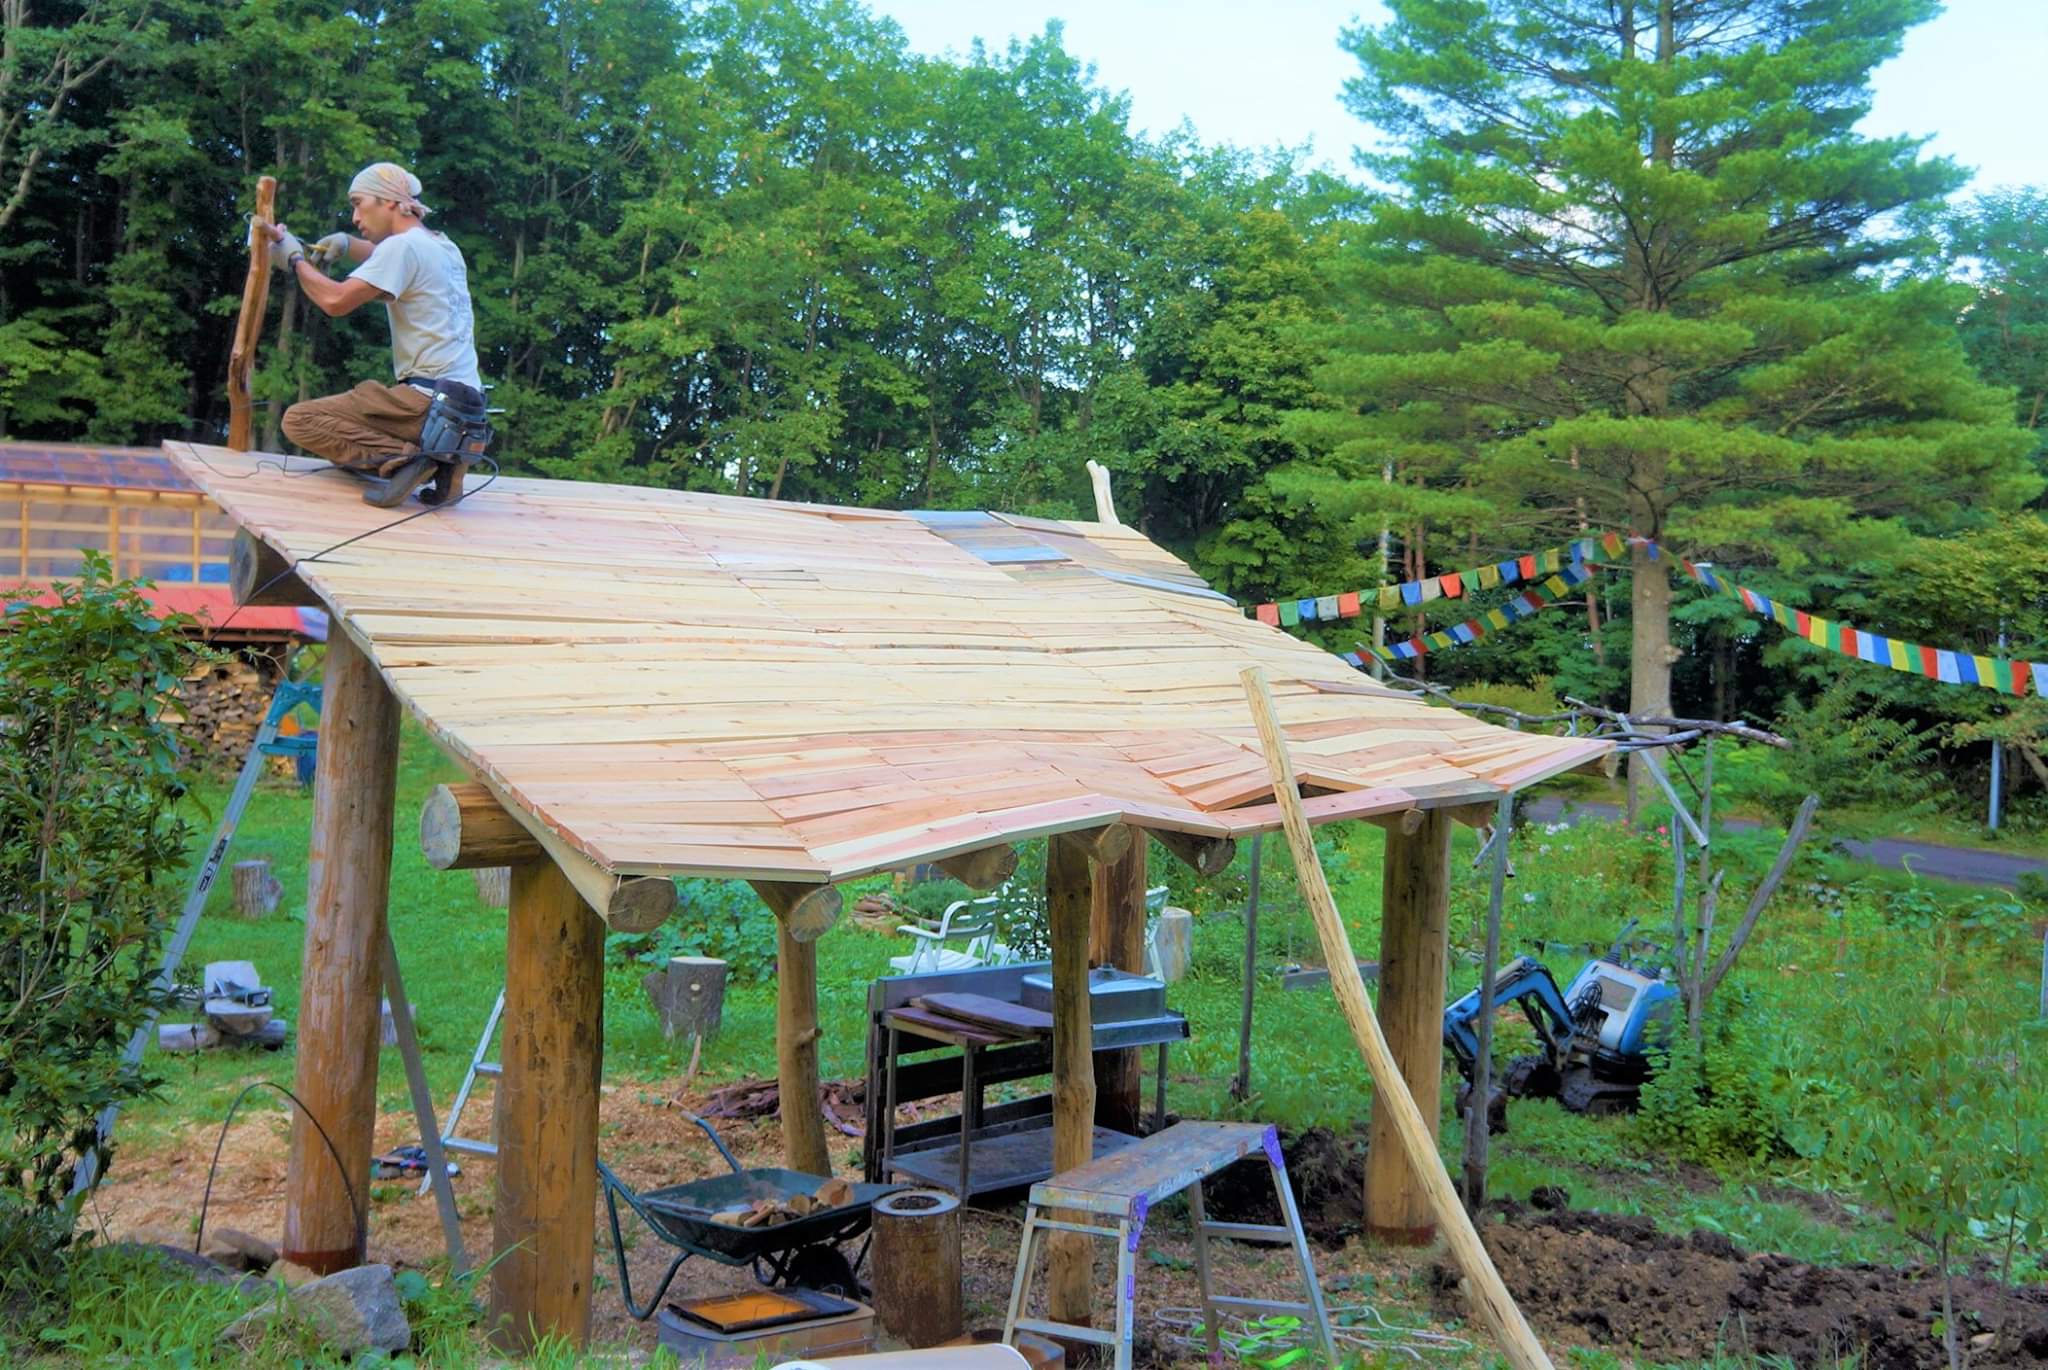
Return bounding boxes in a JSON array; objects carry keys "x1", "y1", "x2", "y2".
[{"x1": 166, "y1": 442, "x2": 1609, "y2": 884}]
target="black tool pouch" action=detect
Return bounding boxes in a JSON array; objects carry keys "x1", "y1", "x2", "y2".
[{"x1": 418, "y1": 389, "x2": 493, "y2": 461}]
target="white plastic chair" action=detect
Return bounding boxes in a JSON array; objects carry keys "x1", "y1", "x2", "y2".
[{"x1": 888, "y1": 894, "x2": 1005, "y2": 975}]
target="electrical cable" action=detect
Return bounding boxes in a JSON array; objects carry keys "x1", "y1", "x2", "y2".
[
  {"x1": 192, "y1": 453, "x2": 498, "y2": 650},
  {"x1": 193, "y1": 1079, "x2": 364, "y2": 1265}
]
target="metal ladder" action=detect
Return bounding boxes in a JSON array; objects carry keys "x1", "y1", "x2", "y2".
[{"x1": 417, "y1": 987, "x2": 507, "y2": 1194}]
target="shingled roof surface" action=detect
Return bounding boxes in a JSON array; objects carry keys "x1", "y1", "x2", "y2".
[{"x1": 166, "y1": 442, "x2": 1608, "y2": 883}]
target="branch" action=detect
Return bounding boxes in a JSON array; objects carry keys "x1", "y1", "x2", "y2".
[{"x1": 1700, "y1": 793, "x2": 1819, "y2": 999}]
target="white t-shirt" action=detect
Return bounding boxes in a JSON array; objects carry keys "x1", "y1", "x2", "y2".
[{"x1": 351, "y1": 227, "x2": 483, "y2": 391}]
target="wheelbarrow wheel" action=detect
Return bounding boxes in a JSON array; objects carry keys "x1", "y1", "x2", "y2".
[{"x1": 778, "y1": 1243, "x2": 858, "y2": 1297}]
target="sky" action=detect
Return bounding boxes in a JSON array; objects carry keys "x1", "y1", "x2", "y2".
[{"x1": 866, "y1": 0, "x2": 2046, "y2": 196}]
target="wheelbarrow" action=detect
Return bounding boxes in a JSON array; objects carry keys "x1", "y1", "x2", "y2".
[{"x1": 598, "y1": 1112, "x2": 900, "y2": 1320}]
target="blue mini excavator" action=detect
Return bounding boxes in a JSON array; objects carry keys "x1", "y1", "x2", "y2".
[{"x1": 1444, "y1": 925, "x2": 1680, "y2": 1131}]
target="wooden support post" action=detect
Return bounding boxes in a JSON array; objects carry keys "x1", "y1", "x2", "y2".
[
  {"x1": 420, "y1": 781, "x2": 677, "y2": 931},
  {"x1": 1239, "y1": 666, "x2": 1553, "y2": 1370},
  {"x1": 227, "y1": 176, "x2": 276, "y2": 452},
  {"x1": 231, "y1": 529, "x2": 317, "y2": 607},
  {"x1": 1367, "y1": 806, "x2": 1452, "y2": 1242},
  {"x1": 750, "y1": 880, "x2": 833, "y2": 1175},
  {"x1": 1045, "y1": 829, "x2": 1099, "y2": 1329},
  {"x1": 488, "y1": 859, "x2": 605, "y2": 1353},
  {"x1": 281, "y1": 629, "x2": 399, "y2": 1275},
  {"x1": 934, "y1": 843, "x2": 1019, "y2": 891},
  {"x1": 1090, "y1": 835, "x2": 1148, "y2": 1133}
]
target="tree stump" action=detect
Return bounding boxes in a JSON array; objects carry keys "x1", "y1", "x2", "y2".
[
  {"x1": 870, "y1": 1190, "x2": 962, "y2": 1348},
  {"x1": 1151, "y1": 906, "x2": 1194, "y2": 983},
  {"x1": 641, "y1": 957, "x2": 727, "y2": 1041},
  {"x1": 473, "y1": 866, "x2": 512, "y2": 908},
  {"x1": 233, "y1": 859, "x2": 283, "y2": 917}
]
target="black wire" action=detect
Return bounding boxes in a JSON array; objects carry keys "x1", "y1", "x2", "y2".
[
  {"x1": 196, "y1": 454, "x2": 499, "y2": 650},
  {"x1": 193, "y1": 1079, "x2": 365, "y2": 1264}
]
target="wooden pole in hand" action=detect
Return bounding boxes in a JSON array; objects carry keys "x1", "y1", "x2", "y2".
[
  {"x1": 227, "y1": 176, "x2": 277, "y2": 452},
  {"x1": 1238, "y1": 666, "x2": 1554, "y2": 1370}
]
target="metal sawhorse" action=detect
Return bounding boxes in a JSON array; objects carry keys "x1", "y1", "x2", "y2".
[{"x1": 1003, "y1": 1120, "x2": 1336, "y2": 1370}]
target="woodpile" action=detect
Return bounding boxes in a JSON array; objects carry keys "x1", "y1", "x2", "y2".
[
  {"x1": 697, "y1": 1076, "x2": 867, "y2": 1137},
  {"x1": 173, "y1": 654, "x2": 281, "y2": 767}
]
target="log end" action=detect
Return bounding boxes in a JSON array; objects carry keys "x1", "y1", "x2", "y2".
[
  {"x1": 231, "y1": 529, "x2": 318, "y2": 607},
  {"x1": 605, "y1": 876, "x2": 679, "y2": 934}
]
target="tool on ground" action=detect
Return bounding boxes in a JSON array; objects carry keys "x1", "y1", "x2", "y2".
[
  {"x1": 599, "y1": 1112, "x2": 900, "y2": 1321},
  {"x1": 71, "y1": 681, "x2": 320, "y2": 1195},
  {"x1": 1444, "y1": 919, "x2": 1679, "y2": 1130}
]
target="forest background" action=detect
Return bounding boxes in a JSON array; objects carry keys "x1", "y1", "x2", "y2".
[{"x1": 4, "y1": 0, "x2": 2047, "y2": 827}]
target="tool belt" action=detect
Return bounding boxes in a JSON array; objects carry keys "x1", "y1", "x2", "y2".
[{"x1": 401, "y1": 375, "x2": 492, "y2": 463}]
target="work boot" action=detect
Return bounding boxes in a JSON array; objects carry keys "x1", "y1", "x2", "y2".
[
  {"x1": 416, "y1": 455, "x2": 470, "y2": 507},
  {"x1": 360, "y1": 452, "x2": 439, "y2": 508}
]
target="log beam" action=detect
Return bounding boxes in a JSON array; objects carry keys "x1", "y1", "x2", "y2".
[
  {"x1": 1046, "y1": 828, "x2": 1102, "y2": 1328},
  {"x1": 231, "y1": 529, "x2": 318, "y2": 607},
  {"x1": 421, "y1": 783, "x2": 544, "y2": 868},
  {"x1": 1366, "y1": 807, "x2": 1452, "y2": 1243},
  {"x1": 1064, "y1": 821, "x2": 1131, "y2": 867},
  {"x1": 751, "y1": 879, "x2": 842, "y2": 942},
  {"x1": 1089, "y1": 835, "x2": 1148, "y2": 1133},
  {"x1": 420, "y1": 781, "x2": 676, "y2": 931},
  {"x1": 487, "y1": 860, "x2": 604, "y2": 1353},
  {"x1": 751, "y1": 880, "x2": 833, "y2": 1175},
  {"x1": 282, "y1": 630, "x2": 399, "y2": 1274},
  {"x1": 934, "y1": 844, "x2": 1019, "y2": 891},
  {"x1": 1149, "y1": 827, "x2": 1234, "y2": 877}
]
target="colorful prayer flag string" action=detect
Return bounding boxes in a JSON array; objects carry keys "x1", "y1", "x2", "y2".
[
  {"x1": 1250, "y1": 532, "x2": 1623, "y2": 627},
  {"x1": 1615, "y1": 537, "x2": 2047, "y2": 700},
  {"x1": 1338, "y1": 562, "x2": 1596, "y2": 667}
]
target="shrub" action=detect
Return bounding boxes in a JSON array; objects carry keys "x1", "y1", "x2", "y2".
[
  {"x1": 605, "y1": 877, "x2": 780, "y2": 981},
  {"x1": 0, "y1": 555, "x2": 202, "y2": 1208}
]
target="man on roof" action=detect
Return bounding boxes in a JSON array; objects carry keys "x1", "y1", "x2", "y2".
[{"x1": 267, "y1": 162, "x2": 490, "y2": 508}]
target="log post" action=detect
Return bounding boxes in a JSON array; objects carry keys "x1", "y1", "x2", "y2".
[
  {"x1": 1089, "y1": 835, "x2": 1148, "y2": 1134},
  {"x1": 1366, "y1": 807, "x2": 1452, "y2": 1243},
  {"x1": 488, "y1": 859, "x2": 605, "y2": 1353},
  {"x1": 1045, "y1": 829, "x2": 1099, "y2": 1329},
  {"x1": 750, "y1": 880, "x2": 834, "y2": 1175},
  {"x1": 281, "y1": 630, "x2": 400, "y2": 1274}
]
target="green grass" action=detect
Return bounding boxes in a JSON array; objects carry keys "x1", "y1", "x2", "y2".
[{"x1": 88, "y1": 716, "x2": 2048, "y2": 1367}]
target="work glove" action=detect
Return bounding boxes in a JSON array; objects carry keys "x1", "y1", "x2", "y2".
[
  {"x1": 307, "y1": 232, "x2": 352, "y2": 267},
  {"x1": 269, "y1": 225, "x2": 307, "y2": 271}
]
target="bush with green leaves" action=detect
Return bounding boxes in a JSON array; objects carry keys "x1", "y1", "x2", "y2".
[
  {"x1": 1633, "y1": 987, "x2": 1821, "y2": 1168},
  {"x1": 1714, "y1": 679, "x2": 1935, "y2": 832},
  {"x1": 605, "y1": 877, "x2": 783, "y2": 981},
  {"x1": 1, "y1": 556, "x2": 202, "y2": 1210}
]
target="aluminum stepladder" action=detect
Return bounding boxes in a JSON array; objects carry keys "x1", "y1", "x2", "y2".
[
  {"x1": 416, "y1": 987, "x2": 507, "y2": 1195},
  {"x1": 72, "y1": 680, "x2": 322, "y2": 1195}
]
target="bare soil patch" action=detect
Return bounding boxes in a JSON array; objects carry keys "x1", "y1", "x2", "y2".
[{"x1": 1448, "y1": 1201, "x2": 2048, "y2": 1368}]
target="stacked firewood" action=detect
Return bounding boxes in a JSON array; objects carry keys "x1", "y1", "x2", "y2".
[{"x1": 171, "y1": 656, "x2": 280, "y2": 766}]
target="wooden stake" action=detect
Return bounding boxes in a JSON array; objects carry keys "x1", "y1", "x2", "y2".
[
  {"x1": 1368, "y1": 806, "x2": 1451, "y2": 1241},
  {"x1": 282, "y1": 629, "x2": 399, "y2": 1275},
  {"x1": 751, "y1": 880, "x2": 832, "y2": 1175},
  {"x1": 488, "y1": 859, "x2": 604, "y2": 1353},
  {"x1": 227, "y1": 177, "x2": 276, "y2": 452},
  {"x1": 1238, "y1": 666, "x2": 1554, "y2": 1370},
  {"x1": 1045, "y1": 829, "x2": 1098, "y2": 1328},
  {"x1": 1089, "y1": 835, "x2": 1148, "y2": 1133}
]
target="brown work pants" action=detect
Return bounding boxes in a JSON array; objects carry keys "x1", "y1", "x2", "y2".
[{"x1": 281, "y1": 380, "x2": 431, "y2": 471}]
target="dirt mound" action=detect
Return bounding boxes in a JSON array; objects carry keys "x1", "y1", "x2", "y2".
[
  {"x1": 1202, "y1": 1126, "x2": 1366, "y2": 1249},
  {"x1": 1445, "y1": 1202, "x2": 2048, "y2": 1368}
]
